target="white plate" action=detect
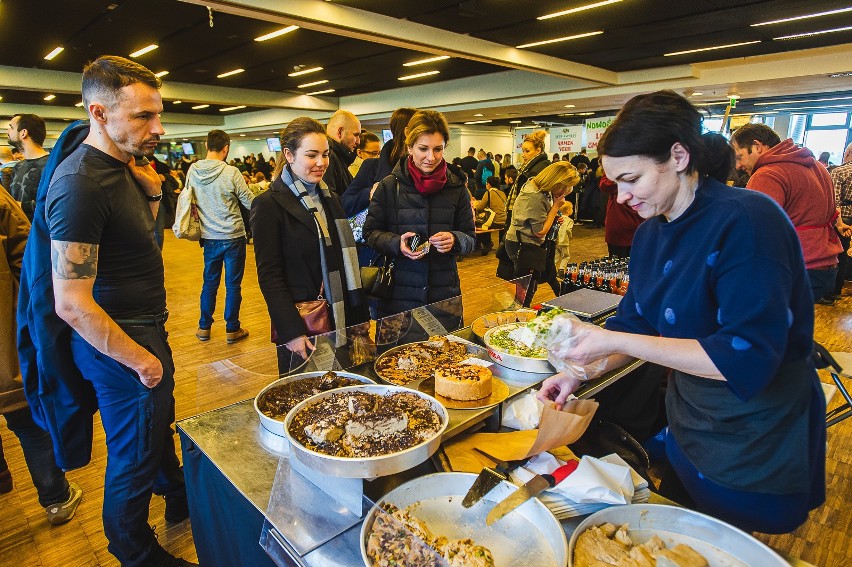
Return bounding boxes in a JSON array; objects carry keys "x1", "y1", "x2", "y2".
[{"x1": 361, "y1": 472, "x2": 567, "y2": 567}]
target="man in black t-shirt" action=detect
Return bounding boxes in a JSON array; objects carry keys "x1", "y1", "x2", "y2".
[
  {"x1": 46, "y1": 56, "x2": 195, "y2": 567},
  {"x1": 460, "y1": 146, "x2": 479, "y2": 191}
]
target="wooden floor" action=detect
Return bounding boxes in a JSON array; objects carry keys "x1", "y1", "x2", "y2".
[{"x1": 1, "y1": 225, "x2": 850, "y2": 566}]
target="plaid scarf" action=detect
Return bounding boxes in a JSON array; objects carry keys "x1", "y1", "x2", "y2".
[{"x1": 283, "y1": 166, "x2": 363, "y2": 345}]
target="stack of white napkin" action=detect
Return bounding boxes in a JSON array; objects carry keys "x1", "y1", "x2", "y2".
[{"x1": 510, "y1": 452, "x2": 650, "y2": 520}]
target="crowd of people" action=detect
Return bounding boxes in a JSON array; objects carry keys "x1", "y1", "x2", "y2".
[{"x1": 0, "y1": 53, "x2": 851, "y2": 567}]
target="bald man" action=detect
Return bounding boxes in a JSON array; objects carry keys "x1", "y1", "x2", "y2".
[{"x1": 323, "y1": 110, "x2": 361, "y2": 196}]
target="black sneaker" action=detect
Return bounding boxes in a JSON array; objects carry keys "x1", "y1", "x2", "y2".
[
  {"x1": 164, "y1": 491, "x2": 189, "y2": 524},
  {"x1": 141, "y1": 545, "x2": 198, "y2": 567}
]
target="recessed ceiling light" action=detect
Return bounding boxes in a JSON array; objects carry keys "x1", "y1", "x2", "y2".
[
  {"x1": 693, "y1": 101, "x2": 730, "y2": 106},
  {"x1": 829, "y1": 72, "x2": 852, "y2": 78},
  {"x1": 0, "y1": 96, "x2": 3, "y2": 102},
  {"x1": 75, "y1": 101, "x2": 84, "y2": 107},
  {"x1": 752, "y1": 7, "x2": 852, "y2": 27},
  {"x1": 564, "y1": 104, "x2": 576, "y2": 108},
  {"x1": 474, "y1": 113, "x2": 484, "y2": 117},
  {"x1": 516, "y1": 31, "x2": 602, "y2": 49},
  {"x1": 538, "y1": 0, "x2": 623, "y2": 20},
  {"x1": 306, "y1": 88, "x2": 335, "y2": 96},
  {"x1": 562, "y1": 113, "x2": 575, "y2": 116},
  {"x1": 509, "y1": 120, "x2": 522, "y2": 123},
  {"x1": 219, "y1": 105, "x2": 246, "y2": 112},
  {"x1": 464, "y1": 119, "x2": 492, "y2": 125},
  {"x1": 691, "y1": 92, "x2": 703, "y2": 96},
  {"x1": 173, "y1": 100, "x2": 182, "y2": 104},
  {"x1": 44, "y1": 94, "x2": 56, "y2": 101},
  {"x1": 217, "y1": 68, "x2": 245, "y2": 78},
  {"x1": 398, "y1": 70, "x2": 440, "y2": 81},
  {"x1": 403, "y1": 55, "x2": 450, "y2": 67},
  {"x1": 664, "y1": 40, "x2": 761, "y2": 57},
  {"x1": 254, "y1": 25, "x2": 299, "y2": 42},
  {"x1": 578, "y1": 112, "x2": 595, "y2": 116},
  {"x1": 44, "y1": 47, "x2": 64, "y2": 60},
  {"x1": 774, "y1": 25, "x2": 852, "y2": 40},
  {"x1": 297, "y1": 79, "x2": 328, "y2": 88},
  {"x1": 191, "y1": 104, "x2": 209, "y2": 110},
  {"x1": 130, "y1": 44, "x2": 158, "y2": 58},
  {"x1": 254, "y1": 138, "x2": 261, "y2": 141},
  {"x1": 288, "y1": 66, "x2": 323, "y2": 77},
  {"x1": 155, "y1": 70, "x2": 169, "y2": 78},
  {"x1": 239, "y1": 134, "x2": 246, "y2": 137}
]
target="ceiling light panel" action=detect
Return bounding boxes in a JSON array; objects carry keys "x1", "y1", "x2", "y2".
[
  {"x1": 403, "y1": 55, "x2": 450, "y2": 67},
  {"x1": 754, "y1": 95, "x2": 852, "y2": 106},
  {"x1": 44, "y1": 94, "x2": 56, "y2": 101},
  {"x1": 130, "y1": 44, "x2": 158, "y2": 58},
  {"x1": 254, "y1": 25, "x2": 299, "y2": 41},
  {"x1": 297, "y1": 79, "x2": 328, "y2": 88},
  {"x1": 774, "y1": 25, "x2": 852, "y2": 40},
  {"x1": 191, "y1": 104, "x2": 209, "y2": 110},
  {"x1": 306, "y1": 88, "x2": 335, "y2": 95},
  {"x1": 155, "y1": 71, "x2": 169, "y2": 78},
  {"x1": 44, "y1": 47, "x2": 64, "y2": 60},
  {"x1": 75, "y1": 101, "x2": 84, "y2": 107},
  {"x1": 664, "y1": 40, "x2": 760, "y2": 57},
  {"x1": 538, "y1": 0, "x2": 623, "y2": 20},
  {"x1": 752, "y1": 7, "x2": 852, "y2": 27},
  {"x1": 288, "y1": 66, "x2": 323, "y2": 77},
  {"x1": 517, "y1": 31, "x2": 603, "y2": 49},
  {"x1": 464, "y1": 120, "x2": 492, "y2": 124},
  {"x1": 220, "y1": 105, "x2": 246, "y2": 112},
  {"x1": 217, "y1": 68, "x2": 244, "y2": 78},
  {"x1": 398, "y1": 70, "x2": 440, "y2": 81}
]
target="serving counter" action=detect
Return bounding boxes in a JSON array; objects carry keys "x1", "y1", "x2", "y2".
[{"x1": 177, "y1": 344, "x2": 642, "y2": 567}]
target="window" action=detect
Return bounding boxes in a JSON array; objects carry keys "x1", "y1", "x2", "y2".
[{"x1": 810, "y1": 112, "x2": 848, "y2": 128}]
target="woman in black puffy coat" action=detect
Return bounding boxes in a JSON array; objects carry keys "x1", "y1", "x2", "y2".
[{"x1": 363, "y1": 110, "x2": 475, "y2": 331}]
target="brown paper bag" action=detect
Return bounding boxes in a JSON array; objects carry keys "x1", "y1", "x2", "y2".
[{"x1": 444, "y1": 398, "x2": 598, "y2": 472}]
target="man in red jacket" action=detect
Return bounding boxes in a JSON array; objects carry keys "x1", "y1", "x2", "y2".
[{"x1": 731, "y1": 124, "x2": 847, "y2": 303}]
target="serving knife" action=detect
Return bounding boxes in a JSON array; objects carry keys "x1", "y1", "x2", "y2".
[
  {"x1": 485, "y1": 460, "x2": 579, "y2": 525},
  {"x1": 462, "y1": 449, "x2": 527, "y2": 508}
]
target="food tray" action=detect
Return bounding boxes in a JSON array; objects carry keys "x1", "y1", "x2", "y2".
[
  {"x1": 254, "y1": 371, "x2": 375, "y2": 438},
  {"x1": 284, "y1": 385, "x2": 449, "y2": 478},
  {"x1": 568, "y1": 504, "x2": 787, "y2": 567},
  {"x1": 483, "y1": 323, "x2": 554, "y2": 374},
  {"x1": 373, "y1": 339, "x2": 490, "y2": 389},
  {"x1": 471, "y1": 309, "x2": 537, "y2": 342},
  {"x1": 360, "y1": 472, "x2": 567, "y2": 567}
]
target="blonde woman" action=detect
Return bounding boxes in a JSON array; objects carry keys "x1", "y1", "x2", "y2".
[
  {"x1": 504, "y1": 130, "x2": 550, "y2": 239},
  {"x1": 504, "y1": 161, "x2": 580, "y2": 294}
]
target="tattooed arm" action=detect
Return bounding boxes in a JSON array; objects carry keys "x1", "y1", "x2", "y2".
[{"x1": 51, "y1": 240, "x2": 164, "y2": 388}]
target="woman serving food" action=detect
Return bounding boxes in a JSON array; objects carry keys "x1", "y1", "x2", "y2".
[{"x1": 538, "y1": 90, "x2": 825, "y2": 534}]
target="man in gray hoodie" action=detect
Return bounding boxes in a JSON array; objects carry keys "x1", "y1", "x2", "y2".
[{"x1": 189, "y1": 129, "x2": 254, "y2": 343}]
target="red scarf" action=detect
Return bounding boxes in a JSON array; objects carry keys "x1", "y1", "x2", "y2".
[{"x1": 407, "y1": 157, "x2": 447, "y2": 195}]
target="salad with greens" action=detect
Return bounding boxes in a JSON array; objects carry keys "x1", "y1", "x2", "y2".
[{"x1": 486, "y1": 308, "x2": 565, "y2": 358}]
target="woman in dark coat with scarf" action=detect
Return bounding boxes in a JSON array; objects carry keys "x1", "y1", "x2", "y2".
[
  {"x1": 251, "y1": 117, "x2": 368, "y2": 373},
  {"x1": 363, "y1": 110, "x2": 475, "y2": 334}
]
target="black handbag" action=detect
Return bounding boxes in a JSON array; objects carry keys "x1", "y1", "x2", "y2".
[
  {"x1": 495, "y1": 241, "x2": 515, "y2": 280},
  {"x1": 369, "y1": 256, "x2": 395, "y2": 299},
  {"x1": 517, "y1": 242, "x2": 548, "y2": 274}
]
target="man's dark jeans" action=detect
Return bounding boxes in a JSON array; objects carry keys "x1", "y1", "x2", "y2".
[
  {"x1": 1, "y1": 406, "x2": 69, "y2": 507},
  {"x1": 199, "y1": 237, "x2": 246, "y2": 332},
  {"x1": 70, "y1": 322, "x2": 184, "y2": 567}
]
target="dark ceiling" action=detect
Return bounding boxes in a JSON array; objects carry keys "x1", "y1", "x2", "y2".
[{"x1": 1, "y1": 0, "x2": 852, "y2": 121}]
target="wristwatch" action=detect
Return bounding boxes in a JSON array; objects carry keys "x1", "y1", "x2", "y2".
[{"x1": 146, "y1": 192, "x2": 163, "y2": 202}]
